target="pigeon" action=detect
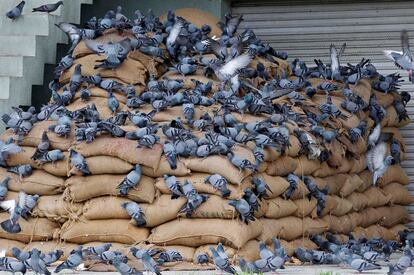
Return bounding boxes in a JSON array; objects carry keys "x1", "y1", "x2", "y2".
[
  {"x1": 54, "y1": 247, "x2": 83, "y2": 273},
  {"x1": 11, "y1": 247, "x2": 30, "y2": 262},
  {"x1": 29, "y1": 248, "x2": 51, "y2": 275},
  {"x1": 228, "y1": 198, "x2": 255, "y2": 224},
  {"x1": 180, "y1": 179, "x2": 209, "y2": 217},
  {"x1": 6, "y1": 1, "x2": 25, "y2": 20},
  {"x1": 0, "y1": 205, "x2": 22, "y2": 233},
  {"x1": 85, "y1": 243, "x2": 112, "y2": 256},
  {"x1": 210, "y1": 246, "x2": 236, "y2": 274},
  {"x1": 367, "y1": 142, "x2": 393, "y2": 186},
  {"x1": 43, "y1": 250, "x2": 64, "y2": 265},
  {"x1": 157, "y1": 250, "x2": 183, "y2": 264},
  {"x1": 163, "y1": 174, "x2": 184, "y2": 199},
  {"x1": 196, "y1": 253, "x2": 209, "y2": 265},
  {"x1": 18, "y1": 191, "x2": 39, "y2": 219},
  {"x1": 69, "y1": 149, "x2": 90, "y2": 175},
  {"x1": 163, "y1": 141, "x2": 177, "y2": 170},
  {"x1": 112, "y1": 256, "x2": 142, "y2": 275},
  {"x1": 252, "y1": 176, "x2": 272, "y2": 199},
  {"x1": 117, "y1": 164, "x2": 142, "y2": 196},
  {"x1": 7, "y1": 164, "x2": 32, "y2": 179},
  {"x1": 0, "y1": 177, "x2": 9, "y2": 201},
  {"x1": 33, "y1": 1, "x2": 64, "y2": 13},
  {"x1": 204, "y1": 174, "x2": 230, "y2": 198},
  {"x1": 121, "y1": 202, "x2": 146, "y2": 227},
  {"x1": 0, "y1": 257, "x2": 27, "y2": 274}
]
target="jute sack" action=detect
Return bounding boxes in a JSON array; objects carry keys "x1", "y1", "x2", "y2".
[
  {"x1": 350, "y1": 156, "x2": 367, "y2": 174},
  {"x1": 69, "y1": 155, "x2": 133, "y2": 176},
  {"x1": 141, "y1": 157, "x2": 190, "y2": 177},
  {"x1": 67, "y1": 97, "x2": 126, "y2": 120},
  {"x1": 312, "y1": 175, "x2": 340, "y2": 195},
  {"x1": 0, "y1": 213, "x2": 59, "y2": 243},
  {"x1": 323, "y1": 212, "x2": 361, "y2": 234},
  {"x1": 162, "y1": 71, "x2": 220, "y2": 93},
  {"x1": 0, "y1": 238, "x2": 25, "y2": 257},
  {"x1": 237, "y1": 239, "x2": 260, "y2": 261},
  {"x1": 266, "y1": 156, "x2": 298, "y2": 176},
  {"x1": 6, "y1": 146, "x2": 68, "y2": 177},
  {"x1": 383, "y1": 127, "x2": 406, "y2": 152},
  {"x1": 310, "y1": 195, "x2": 338, "y2": 218},
  {"x1": 378, "y1": 165, "x2": 410, "y2": 186},
  {"x1": 60, "y1": 219, "x2": 149, "y2": 244},
  {"x1": 339, "y1": 174, "x2": 364, "y2": 197},
  {"x1": 287, "y1": 238, "x2": 318, "y2": 257},
  {"x1": 286, "y1": 135, "x2": 301, "y2": 157},
  {"x1": 64, "y1": 174, "x2": 155, "y2": 203},
  {"x1": 60, "y1": 54, "x2": 147, "y2": 85},
  {"x1": 294, "y1": 156, "x2": 321, "y2": 175},
  {"x1": 312, "y1": 158, "x2": 353, "y2": 177},
  {"x1": 351, "y1": 226, "x2": 368, "y2": 239},
  {"x1": 338, "y1": 135, "x2": 367, "y2": 157},
  {"x1": 258, "y1": 174, "x2": 289, "y2": 199},
  {"x1": 73, "y1": 137, "x2": 163, "y2": 169},
  {"x1": 359, "y1": 208, "x2": 383, "y2": 228},
  {"x1": 347, "y1": 192, "x2": 369, "y2": 212},
  {"x1": 364, "y1": 225, "x2": 396, "y2": 241},
  {"x1": 24, "y1": 241, "x2": 78, "y2": 260},
  {"x1": 289, "y1": 180, "x2": 311, "y2": 200},
  {"x1": 293, "y1": 198, "x2": 317, "y2": 218},
  {"x1": 194, "y1": 244, "x2": 236, "y2": 264},
  {"x1": 188, "y1": 195, "x2": 238, "y2": 219},
  {"x1": 0, "y1": 168, "x2": 64, "y2": 195},
  {"x1": 389, "y1": 224, "x2": 409, "y2": 240},
  {"x1": 185, "y1": 156, "x2": 250, "y2": 185},
  {"x1": 83, "y1": 195, "x2": 186, "y2": 227},
  {"x1": 154, "y1": 173, "x2": 249, "y2": 200},
  {"x1": 326, "y1": 140, "x2": 346, "y2": 168},
  {"x1": 377, "y1": 205, "x2": 409, "y2": 228},
  {"x1": 357, "y1": 170, "x2": 373, "y2": 192},
  {"x1": 148, "y1": 219, "x2": 262, "y2": 249},
  {"x1": 136, "y1": 105, "x2": 207, "y2": 124},
  {"x1": 265, "y1": 197, "x2": 298, "y2": 219},
  {"x1": 128, "y1": 50, "x2": 166, "y2": 78},
  {"x1": 0, "y1": 120, "x2": 73, "y2": 151},
  {"x1": 364, "y1": 188, "x2": 391, "y2": 208},
  {"x1": 382, "y1": 183, "x2": 414, "y2": 205},
  {"x1": 65, "y1": 86, "x2": 127, "y2": 104},
  {"x1": 32, "y1": 195, "x2": 83, "y2": 223},
  {"x1": 383, "y1": 105, "x2": 410, "y2": 128},
  {"x1": 330, "y1": 196, "x2": 353, "y2": 216},
  {"x1": 374, "y1": 91, "x2": 394, "y2": 107}
]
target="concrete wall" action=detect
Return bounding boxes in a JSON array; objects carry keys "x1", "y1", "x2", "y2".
[{"x1": 81, "y1": 0, "x2": 231, "y2": 22}]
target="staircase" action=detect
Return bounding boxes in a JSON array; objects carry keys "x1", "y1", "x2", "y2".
[{"x1": 0, "y1": 0, "x2": 93, "y2": 116}]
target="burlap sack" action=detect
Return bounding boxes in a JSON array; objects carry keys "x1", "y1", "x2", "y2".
[
  {"x1": 327, "y1": 140, "x2": 347, "y2": 168},
  {"x1": 6, "y1": 146, "x2": 68, "y2": 177},
  {"x1": 66, "y1": 97, "x2": 126, "y2": 121},
  {"x1": 287, "y1": 238, "x2": 319, "y2": 257},
  {"x1": 73, "y1": 137, "x2": 163, "y2": 169},
  {"x1": 69, "y1": 155, "x2": 133, "y2": 176},
  {"x1": 265, "y1": 197, "x2": 297, "y2": 219},
  {"x1": 155, "y1": 173, "x2": 248, "y2": 200},
  {"x1": 383, "y1": 105, "x2": 410, "y2": 128},
  {"x1": 136, "y1": 105, "x2": 207, "y2": 124},
  {"x1": 65, "y1": 86, "x2": 127, "y2": 104},
  {"x1": 339, "y1": 174, "x2": 364, "y2": 197},
  {"x1": 359, "y1": 208, "x2": 383, "y2": 228},
  {"x1": 289, "y1": 180, "x2": 311, "y2": 200},
  {"x1": 128, "y1": 50, "x2": 166, "y2": 78},
  {"x1": 0, "y1": 238, "x2": 25, "y2": 257},
  {"x1": 24, "y1": 241, "x2": 78, "y2": 260},
  {"x1": 188, "y1": 195, "x2": 238, "y2": 219},
  {"x1": 0, "y1": 213, "x2": 59, "y2": 243},
  {"x1": 286, "y1": 136, "x2": 301, "y2": 157},
  {"x1": 346, "y1": 192, "x2": 369, "y2": 212},
  {"x1": 266, "y1": 156, "x2": 298, "y2": 176},
  {"x1": 141, "y1": 157, "x2": 190, "y2": 177},
  {"x1": 258, "y1": 174, "x2": 289, "y2": 199},
  {"x1": 194, "y1": 244, "x2": 236, "y2": 264},
  {"x1": 375, "y1": 91, "x2": 394, "y2": 107},
  {"x1": 60, "y1": 219, "x2": 149, "y2": 244},
  {"x1": 310, "y1": 195, "x2": 338, "y2": 218},
  {"x1": 148, "y1": 219, "x2": 262, "y2": 249},
  {"x1": 338, "y1": 135, "x2": 367, "y2": 157},
  {"x1": 313, "y1": 158, "x2": 353, "y2": 177},
  {"x1": 0, "y1": 168, "x2": 64, "y2": 195},
  {"x1": 331, "y1": 196, "x2": 353, "y2": 216},
  {"x1": 350, "y1": 156, "x2": 367, "y2": 174},
  {"x1": 377, "y1": 205, "x2": 409, "y2": 228},
  {"x1": 294, "y1": 156, "x2": 321, "y2": 175},
  {"x1": 64, "y1": 174, "x2": 155, "y2": 203},
  {"x1": 0, "y1": 120, "x2": 74, "y2": 151},
  {"x1": 389, "y1": 224, "x2": 409, "y2": 240},
  {"x1": 293, "y1": 198, "x2": 317, "y2": 218},
  {"x1": 382, "y1": 183, "x2": 413, "y2": 205},
  {"x1": 364, "y1": 188, "x2": 391, "y2": 208},
  {"x1": 82, "y1": 196, "x2": 132, "y2": 220},
  {"x1": 383, "y1": 127, "x2": 406, "y2": 152},
  {"x1": 60, "y1": 54, "x2": 147, "y2": 85},
  {"x1": 323, "y1": 213, "x2": 361, "y2": 234},
  {"x1": 378, "y1": 165, "x2": 410, "y2": 186},
  {"x1": 357, "y1": 170, "x2": 373, "y2": 192},
  {"x1": 364, "y1": 225, "x2": 395, "y2": 241},
  {"x1": 32, "y1": 195, "x2": 83, "y2": 223}
]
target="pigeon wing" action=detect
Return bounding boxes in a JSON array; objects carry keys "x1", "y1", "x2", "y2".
[{"x1": 401, "y1": 30, "x2": 413, "y2": 61}]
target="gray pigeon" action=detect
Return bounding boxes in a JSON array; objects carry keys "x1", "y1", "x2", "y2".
[
  {"x1": 228, "y1": 198, "x2": 254, "y2": 224},
  {"x1": 29, "y1": 248, "x2": 51, "y2": 275},
  {"x1": 70, "y1": 149, "x2": 90, "y2": 175},
  {"x1": 112, "y1": 256, "x2": 142, "y2": 275},
  {"x1": 11, "y1": 247, "x2": 30, "y2": 262},
  {"x1": 18, "y1": 191, "x2": 39, "y2": 219},
  {"x1": 43, "y1": 250, "x2": 64, "y2": 265},
  {"x1": 121, "y1": 201, "x2": 146, "y2": 226},
  {"x1": 6, "y1": 1, "x2": 25, "y2": 20},
  {"x1": 204, "y1": 173, "x2": 230, "y2": 198},
  {"x1": 0, "y1": 177, "x2": 10, "y2": 201},
  {"x1": 85, "y1": 243, "x2": 112, "y2": 256},
  {"x1": 0, "y1": 257, "x2": 26, "y2": 274},
  {"x1": 32, "y1": 1, "x2": 64, "y2": 13},
  {"x1": 7, "y1": 164, "x2": 32, "y2": 179},
  {"x1": 117, "y1": 164, "x2": 142, "y2": 196},
  {"x1": 210, "y1": 246, "x2": 236, "y2": 274},
  {"x1": 54, "y1": 248, "x2": 83, "y2": 273},
  {"x1": 163, "y1": 174, "x2": 184, "y2": 199},
  {"x1": 163, "y1": 141, "x2": 177, "y2": 170}
]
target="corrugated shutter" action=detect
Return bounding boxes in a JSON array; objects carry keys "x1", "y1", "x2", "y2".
[{"x1": 233, "y1": 0, "x2": 414, "y2": 226}]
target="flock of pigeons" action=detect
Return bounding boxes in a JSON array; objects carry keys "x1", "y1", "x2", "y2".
[{"x1": 2, "y1": 0, "x2": 414, "y2": 274}]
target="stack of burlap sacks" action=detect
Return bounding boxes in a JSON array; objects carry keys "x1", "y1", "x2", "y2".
[{"x1": 0, "y1": 27, "x2": 411, "y2": 270}]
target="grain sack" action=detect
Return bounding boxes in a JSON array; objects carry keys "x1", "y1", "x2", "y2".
[
  {"x1": 69, "y1": 155, "x2": 133, "y2": 176},
  {"x1": 0, "y1": 120, "x2": 73, "y2": 150},
  {"x1": 148, "y1": 219, "x2": 262, "y2": 249},
  {"x1": 185, "y1": 156, "x2": 250, "y2": 184},
  {"x1": 82, "y1": 196, "x2": 132, "y2": 220},
  {"x1": 0, "y1": 239, "x2": 25, "y2": 257},
  {"x1": 266, "y1": 156, "x2": 298, "y2": 176},
  {"x1": 60, "y1": 54, "x2": 147, "y2": 85},
  {"x1": 128, "y1": 50, "x2": 165, "y2": 78},
  {"x1": 364, "y1": 187, "x2": 391, "y2": 208},
  {"x1": 137, "y1": 105, "x2": 206, "y2": 124},
  {"x1": 357, "y1": 170, "x2": 373, "y2": 192},
  {"x1": 0, "y1": 213, "x2": 59, "y2": 243},
  {"x1": 66, "y1": 86, "x2": 127, "y2": 104},
  {"x1": 67, "y1": 97, "x2": 126, "y2": 120},
  {"x1": 383, "y1": 182, "x2": 414, "y2": 205},
  {"x1": 331, "y1": 196, "x2": 353, "y2": 216},
  {"x1": 258, "y1": 174, "x2": 290, "y2": 199},
  {"x1": 377, "y1": 205, "x2": 409, "y2": 228},
  {"x1": 289, "y1": 180, "x2": 311, "y2": 200},
  {"x1": 60, "y1": 219, "x2": 149, "y2": 244},
  {"x1": 0, "y1": 168, "x2": 64, "y2": 195},
  {"x1": 141, "y1": 157, "x2": 190, "y2": 177},
  {"x1": 364, "y1": 225, "x2": 395, "y2": 241},
  {"x1": 154, "y1": 173, "x2": 248, "y2": 200},
  {"x1": 311, "y1": 195, "x2": 337, "y2": 218},
  {"x1": 287, "y1": 238, "x2": 318, "y2": 257},
  {"x1": 389, "y1": 224, "x2": 409, "y2": 240},
  {"x1": 73, "y1": 137, "x2": 163, "y2": 169},
  {"x1": 384, "y1": 105, "x2": 410, "y2": 128},
  {"x1": 359, "y1": 208, "x2": 383, "y2": 228},
  {"x1": 194, "y1": 244, "x2": 235, "y2": 263},
  {"x1": 350, "y1": 157, "x2": 367, "y2": 174},
  {"x1": 265, "y1": 197, "x2": 298, "y2": 219},
  {"x1": 338, "y1": 135, "x2": 367, "y2": 157},
  {"x1": 294, "y1": 156, "x2": 321, "y2": 175},
  {"x1": 24, "y1": 241, "x2": 78, "y2": 260},
  {"x1": 347, "y1": 192, "x2": 369, "y2": 212},
  {"x1": 378, "y1": 165, "x2": 410, "y2": 186},
  {"x1": 323, "y1": 213, "x2": 361, "y2": 234},
  {"x1": 339, "y1": 174, "x2": 364, "y2": 197},
  {"x1": 32, "y1": 195, "x2": 83, "y2": 223},
  {"x1": 187, "y1": 195, "x2": 238, "y2": 219},
  {"x1": 6, "y1": 146, "x2": 68, "y2": 177},
  {"x1": 64, "y1": 174, "x2": 155, "y2": 203},
  {"x1": 293, "y1": 198, "x2": 317, "y2": 218}
]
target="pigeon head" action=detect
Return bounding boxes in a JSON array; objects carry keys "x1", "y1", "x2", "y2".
[
  {"x1": 384, "y1": 155, "x2": 394, "y2": 165},
  {"x1": 243, "y1": 94, "x2": 254, "y2": 104}
]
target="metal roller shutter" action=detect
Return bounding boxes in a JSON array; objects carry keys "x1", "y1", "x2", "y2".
[{"x1": 232, "y1": 0, "x2": 414, "y2": 226}]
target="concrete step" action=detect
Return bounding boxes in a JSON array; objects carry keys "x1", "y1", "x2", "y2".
[
  {"x1": 0, "y1": 13, "x2": 50, "y2": 36},
  {"x1": 1, "y1": 0, "x2": 64, "y2": 16},
  {"x1": 0, "y1": 35, "x2": 36, "y2": 56}
]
